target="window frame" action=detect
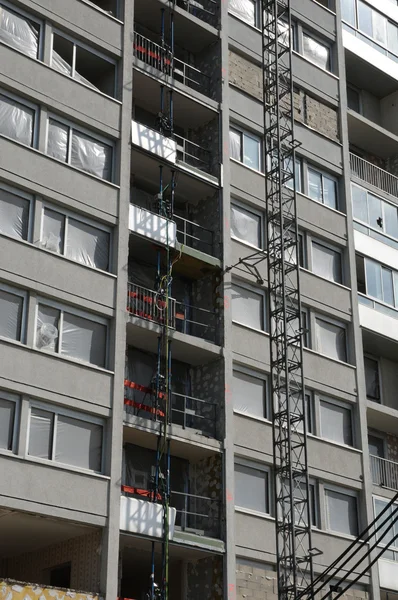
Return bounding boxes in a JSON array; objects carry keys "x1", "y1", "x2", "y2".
[
  {"x1": 231, "y1": 280, "x2": 267, "y2": 332},
  {"x1": 50, "y1": 28, "x2": 117, "y2": 99},
  {"x1": 26, "y1": 400, "x2": 105, "y2": 474},
  {"x1": 229, "y1": 125, "x2": 263, "y2": 173},
  {"x1": 367, "y1": 431, "x2": 386, "y2": 458},
  {"x1": 373, "y1": 495, "x2": 398, "y2": 560},
  {"x1": 230, "y1": 199, "x2": 264, "y2": 250},
  {"x1": 307, "y1": 165, "x2": 338, "y2": 210},
  {"x1": 0, "y1": 282, "x2": 28, "y2": 344},
  {"x1": 307, "y1": 235, "x2": 344, "y2": 285},
  {"x1": 234, "y1": 456, "x2": 272, "y2": 516},
  {"x1": 297, "y1": 25, "x2": 332, "y2": 72},
  {"x1": 364, "y1": 257, "x2": 398, "y2": 310},
  {"x1": 228, "y1": 0, "x2": 260, "y2": 28},
  {"x1": 0, "y1": 389, "x2": 20, "y2": 454},
  {"x1": 39, "y1": 201, "x2": 112, "y2": 272},
  {"x1": 0, "y1": 88, "x2": 39, "y2": 148},
  {"x1": 232, "y1": 365, "x2": 270, "y2": 420},
  {"x1": 34, "y1": 297, "x2": 109, "y2": 369},
  {"x1": 352, "y1": 182, "x2": 398, "y2": 245},
  {"x1": 0, "y1": 181, "x2": 34, "y2": 243},
  {"x1": 324, "y1": 484, "x2": 359, "y2": 537},
  {"x1": 0, "y1": 0, "x2": 43, "y2": 60},
  {"x1": 314, "y1": 313, "x2": 348, "y2": 363},
  {"x1": 46, "y1": 113, "x2": 115, "y2": 182},
  {"x1": 318, "y1": 395, "x2": 354, "y2": 447},
  {"x1": 364, "y1": 353, "x2": 382, "y2": 403}
]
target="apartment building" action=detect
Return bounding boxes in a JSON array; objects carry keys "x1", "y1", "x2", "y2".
[{"x1": 0, "y1": 0, "x2": 398, "y2": 599}]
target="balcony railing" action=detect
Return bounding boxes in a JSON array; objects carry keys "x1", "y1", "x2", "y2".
[
  {"x1": 133, "y1": 33, "x2": 210, "y2": 96},
  {"x1": 171, "y1": 391, "x2": 217, "y2": 437},
  {"x1": 127, "y1": 281, "x2": 176, "y2": 328},
  {"x1": 350, "y1": 152, "x2": 398, "y2": 198},
  {"x1": 175, "y1": 134, "x2": 211, "y2": 174},
  {"x1": 174, "y1": 214, "x2": 214, "y2": 255},
  {"x1": 176, "y1": 300, "x2": 217, "y2": 343},
  {"x1": 175, "y1": 0, "x2": 219, "y2": 27},
  {"x1": 171, "y1": 489, "x2": 221, "y2": 538},
  {"x1": 370, "y1": 454, "x2": 398, "y2": 491}
]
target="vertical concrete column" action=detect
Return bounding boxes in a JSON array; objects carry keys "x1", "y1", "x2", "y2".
[{"x1": 102, "y1": 1, "x2": 134, "y2": 599}]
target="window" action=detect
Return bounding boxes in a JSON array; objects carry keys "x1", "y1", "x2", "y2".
[
  {"x1": 229, "y1": 127, "x2": 262, "y2": 172},
  {"x1": 347, "y1": 85, "x2": 361, "y2": 113},
  {"x1": 0, "y1": 92, "x2": 35, "y2": 147},
  {"x1": 0, "y1": 3, "x2": 40, "y2": 59},
  {"x1": 315, "y1": 317, "x2": 347, "y2": 362},
  {"x1": 374, "y1": 497, "x2": 398, "y2": 561},
  {"x1": 311, "y1": 240, "x2": 342, "y2": 283},
  {"x1": 35, "y1": 302, "x2": 107, "y2": 367},
  {"x1": 342, "y1": 0, "x2": 356, "y2": 26},
  {"x1": 230, "y1": 203, "x2": 262, "y2": 248},
  {"x1": 28, "y1": 404, "x2": 103, "y2": 472},
  {"x1": 0, "y1": 391, "x2": 18, "y2": 452},
  {"x1": 365, "y1": 259, "x2": 398, "y2": 308},
  {"x1": 308, "y1": 167, "x2": 337, "y2": 209},
  {"x1": 231, "y1": 283, "x2": 266, "y2": 330},
  {"x1": 0, "y1": 285, "x2": 25, "y2": 342},
  {"x1": 232, "y1": 369, "x2": 267, "y2": 419},
  {"x1": 364, "y1": 356, "x2": 380, "y2": 402},
  {"x1": 40, "y1": 207, "x2": 110, "y2": 271},
  {"x1": 368, "y1": 434, "x2": 384, "y2": 458},
  {"x1": 302, "y1": 33, "x2": 330, "y2": 71},
  {"x1": 51, "y1": 32, "x2": 116, "y2": 97},
  {"x1": 229, "y1": 0, "x2": 257, "y2": 27},
  {"x1": 319, "y1": 398, "x2": 353, "y2": 446},
  {"x1": 352, "y1": 183, "x2": 398, "y2": 243},
  {"x1": 47, "y1": 118, "x2": 113, "y2": 181},
  {"x1": 234, "y1": 460, "x2": 269, "y2": 513},
  {"x1": 325, "y1": 488, "x2": 358, "y2": 536},
  {"x1": 285, "y1": 156, "x2": 303, "y2": 192},
  {"x1": 0, "y1": 185, "x2": 30, "y2": 241},
  {"x1": 286, "y1": 480, "x2": 318, "y2": 527}
]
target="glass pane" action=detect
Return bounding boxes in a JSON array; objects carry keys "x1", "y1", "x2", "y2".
[
  {"x1": 234, "y1": 463, "x2": 268, "y2": 513},
  {"x1": 0, "y1": 188, "x2": 29, "y2": 240},
  {"x1": 368, "y1": 434, "x2": 384, "y2": 458},
  {"x1": 315, "y1": 318, "x2": 346, "y2": 362},
  {"x1": 56, "y1": 415, "x2": 102, "y2": 471},
  {"x1": 229, "y1": 129, "x2": 241, "y2": 161},
  {"x1": 36, "y1": 304, "x2": 60, "y2": 352},
  {"x1": 47, "y1": 119, "x2": 69, "y2": 162},
  {"x1": 384, "y1": 202, "x2": 398, "y2": 239},
  {"x1": 0, "y1": 94, "x2": 33, "y2": 146},
  {"x1": 365, "y1": 259, "x2": 382, "y2": 300},
  {"x1": 61, "y1": 312, "x2": 106, "y2": 367},
  {"x1": 0, "y1": 289, "x2": 23, "y2": 341},
  {"x1": 302, "y1": 34, "x2": 330, "y2": 70},
  {"x1": 374, "y1": 499, "x2": 394, "y2": 545},
  {"x1": 28, "y1": 408, "x2": 53, "y2": 459},
  {"x1": 323, "y1": 176, "x2": 337, "y2": 209},
  {"x1": 341, "y1": 0, "x2": 356, "y2": 26},
  {"x1": 364, "y1": 356, "x2": 380, "y2": 401},
  {"x1": 382, "y1": 267, "x2": 394, "y2": 305},
  {"x1": 312, "y1": 242, "x2": 341, "y2": 283},
  {"x1": 41, "y1": 208, "x2": 65, "y2": 253},
  {"x1": 308, "y1": 169, "x2": 322, "y2": 202},
  {"x1": 66, "y1": 218, "x2": 110, "y2": 271},
  {"x1": 326, "y1": 489, "x2": 358, "y2": 536},
  {"x1": 71, "y1": 130, "x2": 112, "y2": 181},
  {"x1": 320, "y1": 400, "x2": 352, "y2": 445},
  {"x1": 368, "y1": 194, "x2": 382, "y2": 230},
  {"x1": 0, "y1": 5, "x2": 40, "y2": 58},
  {"x1": 52, "y1": 33, "x2": 73, "y2": 76},
  {"x1": 230, "y1": 205, "x2": 261, "y2": 247},
  {"x1": 231, "y1": 285, "x2": 264, "y2": 330},
  {"x1": 347, "y1": 86, "x2": 360, "y2": 112},
  {"x1": 243, "y1": 134, "x2": 261, "y2": 171},
  {"x1": 372, "y1": 11, "x2": 387, "y2": 45},
  {"x1": 232, "y1": 370, "x2": 266, "y2": 418},
  {"x1": 0, "y1": 397, "x2": 15, "y2": 451},
  {"x1": 358, "y1": 0, "x2": 373, "y2": 37},
  {"x1": 388, "y1": 22, "x2": 398, "y2": 57},
  {"x1": 352, "y1": 185, "x2": 368, "y2": 223},
  {"x1": 229, "y1": 0, "x2": 256, "y2": 26}
]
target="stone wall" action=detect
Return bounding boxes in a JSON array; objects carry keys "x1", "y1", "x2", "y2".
[
  {"x1": 192, "y1": 271, "x2": 223, "y2": 345},
  {"x1": 229, "y1": 51, "x2": 263, "y2": 101},
  {"x1": 190, "y1": 116, "x2": 220, "y2": 177},
  {"x1": 187, "y1": 556, "x2": 223, "y2": 600},
  {"x1": 294, "y1": 89, "x2": 339, "y2": 141},
  {"x1": 189, "y1": 191, "x2": 222, "y2": 258},
  {"x1": 190, "y1": 357, "x2": 224, "y2": 439},
  {"x1": 196, "y1": 43, "x2": 221, "y2": 102},
  {"x1": 387, "y1": 433, "x2": 398, "y2": 462},
  {"x1": 191, "y1": 454, "x2": 223, "y2": 537}
]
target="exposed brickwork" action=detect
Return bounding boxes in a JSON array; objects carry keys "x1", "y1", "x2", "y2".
[
  {"x1": 190, "y1": 116, "x2": 220, "y2": 177},
  {"x1": 191, "y1": 454, "x2": 223, "y2": 537},
  {"x1": 387, "y1": 433, "x2": 398, "y2": 462},
  {"x1": 305, "y1": 95, "x2": 339, "y2": 141},
  {"x1": 187, "y1": 556, "x2": 223, "y2": 600},
  {"x1": 190, "y1": 358, "x2": 224, "y2": 439},
  {"x1": 229, "y1": 51, "x2": 263, "y2": 101}
]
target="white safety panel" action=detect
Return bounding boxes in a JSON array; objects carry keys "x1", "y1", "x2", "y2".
[
  {"x1": 120, "y1": 496, "x2": 176, "y2": 539},
  {"x1": 379, "y1": 559, "x2": 398, "y2": 591},
  {"x1": 129, "y1": 204, "x2": 176, "y2": 248},
  {"x1": 132, "y1": 121, "x2": 177, "y2": 163}
]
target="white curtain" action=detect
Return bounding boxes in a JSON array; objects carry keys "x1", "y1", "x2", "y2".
[
  {"x1": 0, "y1": 289, "x2": 23, "y2": 341},
  {"x1": 66, "y1": 218, "x2": 110, "y2": 271},
  {"x1": 312, "y1": 242, "x2": 340, "y2": 283},
  {"x1": 61, "y1": 312, "x2": 106, "y2": 367},
  {"x1": 234, "y1": 463, "x2": 268, "y2": 513},
  {"x1": 0, "y1": 5, "x2": 39, "y2": 58},
  {"x1": 41, "y1": 208, "x2": 65, "y2": 253},
  {"x1": 315, "y1": 318, "x2": 346, "y2": 361},
  {"x1": 47, "y1": 119, "x2": 69, "y2": 162},
  {"x1": 71, "y1": 130, "x2": 112, "y2": 181},
  {"x1": 0, "y1": 397, "x2": 15, "y2": 450},
  {"x1": 232, "y1": 370, "x2": 265, "y2": 418},
  {"x1": 231, "y1": 284, "x2": 263, "y2": 330},
  {"x1": 303, "y1": 34, "x2": 329, "y2": 70},
  {"x1": 326, "y1": 489, "x2": 358, "y2": 536},
  {"x1": 320, "y1": 400, "x2": 352, "y2": 445},
  {"x1": 230, "y1": 205, "x2": 260, "y2": 246},
  {"x1": 55, "y1": 415, "x2": 102, "y2": 471},
  {"x1": 0, "y1": 188, "x2": 29, "y2": 240},
  {"x1": 28, "y1": 408, "x2": 53, "y2": 459},
  {"x1": 0, "y1": 95, "x2": 33, "y2": 146},
  {"x1": 229, "y1": 129, "x2": 241, "y2": 161}
]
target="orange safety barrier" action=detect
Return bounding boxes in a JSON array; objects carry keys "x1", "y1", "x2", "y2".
[
  {"x1": 121, "y1": 484, "x2": 162, "y2": 501},
  {"x1": 124, "y1": 379, "x2": 166, "y2": 400},
  {"x1": 133, "y1": 43, "x2": 172, "y2": 67},
  {"x1": 128, "y1": 290, "x2": 168, "y2": 309},
  {"x1": 124, "y1": 398, "x2": 165, "y2": 418}
]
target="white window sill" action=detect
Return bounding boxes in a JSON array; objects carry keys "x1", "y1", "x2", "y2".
[
  {"x1": 33, "y1": 346, "x2": 113, "y2": 374},
  {"x1": 22, "y1": 454, "x2": 110, "y2": 479},
  {"x1": 299, "y1": 267, "x2": 350, "y2": 291},
  {"x1": 235, "y1": 506, "x2": 273, "y2": 520},
  {"x1": 230, "y1": 157, "x2": 264, "y2": 176},
  {"x1": 292, "y1": 50, "x2": 339, "y2": 80},
  {"x1": 297, "y1": 191, "x2": 344, "y2": 216},
  {"x1": 307, "y1": 432, "x2": 361, "y2": 454},
  {"x1": 35, "y1": 243, "x2": 117, "y2": 278},
  {"x1": 233, "y1": 409, "x2": 270, "y2": 424},
  {"x1": 231, "y1": 235, "x2": 265, "y2": 253},
  {"x1": 228, "y1": 12, "x2": 261, "y2": 33},
  {"x1": 232, "y1": 319, "x2": 268, "y2": 336},
  {"x1": 304, "y1": 346, "x2": 355, "y2": 369}
]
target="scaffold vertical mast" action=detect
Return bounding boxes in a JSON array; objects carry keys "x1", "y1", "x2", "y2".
[{"x1": 262, "y1": 1, "x2": 314, "y2": 599}]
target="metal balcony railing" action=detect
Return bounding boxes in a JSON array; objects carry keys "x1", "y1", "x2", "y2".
[
  {"x1": 175, "y1": 300, "x2": 217, "y2": 343},
  {"x1": 171, "y1": 391, "x2": 217, "y2": 437},
  {"x1": 127, "y1": 281, "x2": 176, "y2": 328},
  {"x1": 133, "y1": 33, "x2": 211, "y2": 96},
  {"x1": 170, "y1": 489, "x2": 221, "y2": 538},
  {"x1": 175, "y1": 134, "x2": 211, "y2": 174},
  {"x1": 175, "y1": 0, "x2": 219, "y2": 27},
  {"x1": 350, "y1": 152, "x2": 398, "y2": 199},
  {"x1": 370, "y1": 454, "x2": 398, "y2": 491},
  {"x1": 174, "y1": 214, "x2": 214, "y2": 255}
]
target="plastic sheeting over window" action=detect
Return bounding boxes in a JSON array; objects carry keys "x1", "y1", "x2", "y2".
[
  {"x1": 231, "y1": 205, "x2": 261, "y2": 247},
  {"x1": 229, "y1": 129, "x2": 241, "y2": 162},
  {"x1": 0, "y1": 4, "x2": 39, "y2": 58},
  {"x1": 229, "y1": 0, "x2": 256, "y2": 26},
  {"x1": 234, "y1": 462, "x2": 268, "y2": 513},
  {"x1": 231, "y1": 284, "x2": 264, "y2": 330},
  {"x1": 0, "y1": 188, "x2": 29, "y2": 240},
  {"x1": 41, "y1": 208, "x2": 65, "y2": 253},
  {"x1": 0, "y1": 395, "x2": 15, "y2": 451},
  {"x1": 47, "y1": 120, "x2": 68, "y2": 162},
  {"x1": 71, "y1": 130, "x2": 112, "y2": 181},
  {"x1": 320, "y1": 400, "x2": 352, "y2": 446},
  {"x1": 232, "y1": 370, "x2": 265, "y2": 418},
  {"x1": 0, "y1": 94, "x2": 34, "y2": 146},
  {"x1": 55, "y1": 415, "x2": 103, "y2": 471},
  {"x1": 312, "y1": 241, "x2": 342, "y2": 283},
  {"x1": 66, "y1": 218, "x2": 110, "y2": 271},
  {"x1": 61, "y1": 312, "x2": 106, "y2": 367},
  {"x1": 364, "y1": 356, "x2": 380, "y2": 401},
  {"x1": 0, "y1": 289, "x2": 23, "y2": 341},
  {"x1": 315, "y1": 318, "x2": 347, "y2": 362},
  {"x1": 325, "y1": 489, "x2": 358, "y2": 536},
  {"x1": 36, "y1": 304, "x2": 60, "y2": 351},
  {"x1": 303, "y1": 34, "x2": 330, "y2": 71},
  {"x1": 28, "y1": 408, "x2": 53, "y2": 459}
]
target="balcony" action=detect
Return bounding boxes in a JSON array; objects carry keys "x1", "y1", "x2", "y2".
[
  {"x1": 129, "y1": 204, "x2": 177, "y2": 248},
  {"x1": 350, "y1": 152, "x2": 398, "y2": 198},
  {"x1": 0, "y1": 581, "x2": 101, "y2": 600},
  {"x1": 370, "y1": 454, "x2": 398, "y2": 490}
]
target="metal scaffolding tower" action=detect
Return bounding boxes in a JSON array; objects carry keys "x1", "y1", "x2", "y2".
[{"x1": 262, "y1": 1, "x2": 314, "y2": 599}]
